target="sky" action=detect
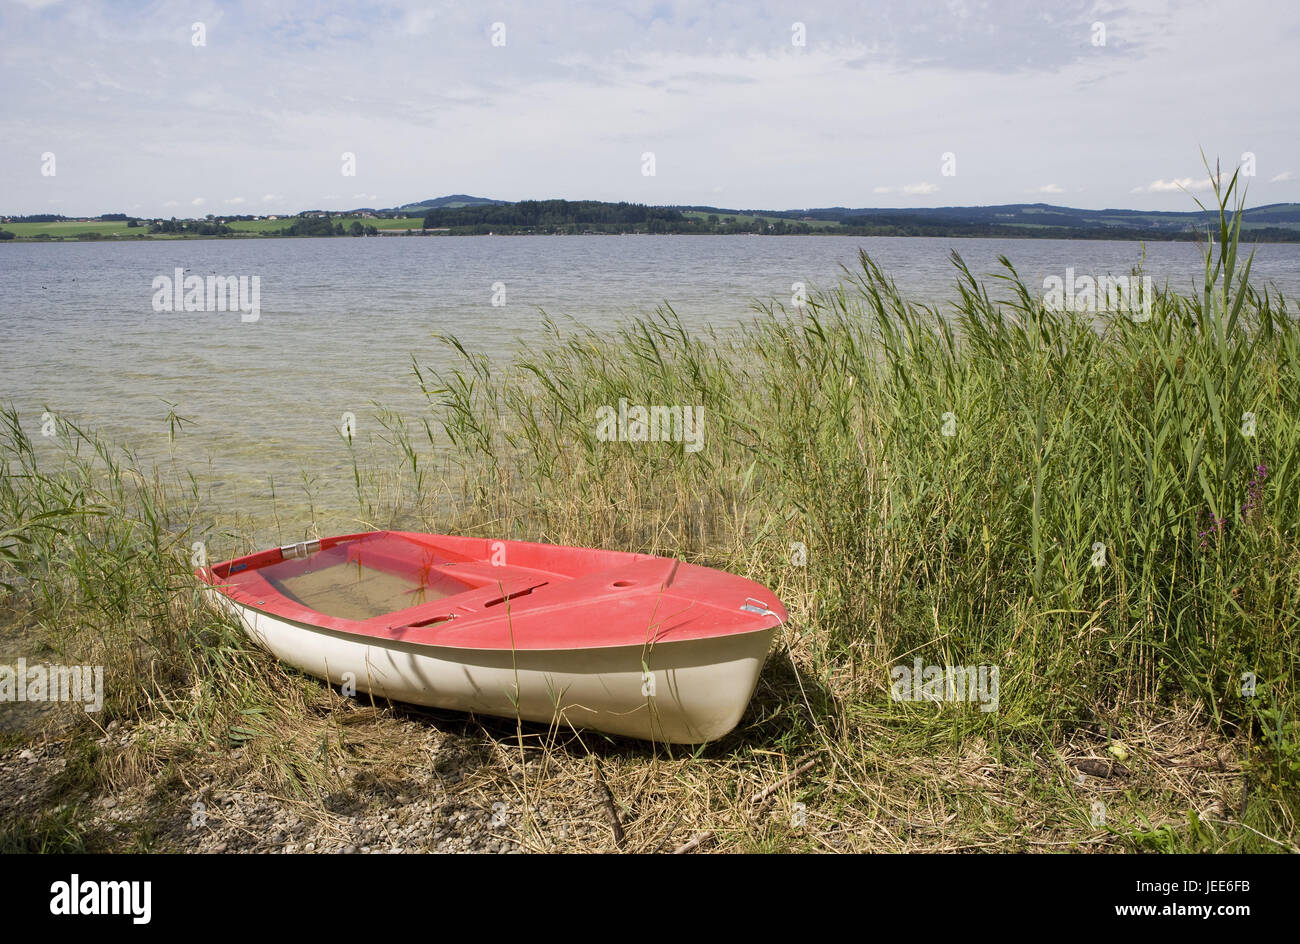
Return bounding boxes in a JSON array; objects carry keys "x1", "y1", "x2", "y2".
[{"x1": 1, "y1": 0, "x2": 1297, "y2": 216}]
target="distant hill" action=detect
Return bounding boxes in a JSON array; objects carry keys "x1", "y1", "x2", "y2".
[
  {"x1": 404, "y1": 198, "x2": 1300, "y2": 240},
  {"x1": 379, "y1": 194, "x2": 1300, "y2": 238},
  {"x1": 9, "y1": 197, "x2": 1299, "y2": 242},
  {"x1": 670, "y1": 202, "x2": 1300, "y2": 236},
  {"x1": 393, "y1": 194, "x2": 508, "y2": 213}
]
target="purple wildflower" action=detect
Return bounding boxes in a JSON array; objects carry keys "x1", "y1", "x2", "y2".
[
  {"x1": 1241, "y1": 463, "x2": 1268, "y2": 521},
  {"x1": 1198, "y1": 511, "x2": 1224, "y2": 549}
]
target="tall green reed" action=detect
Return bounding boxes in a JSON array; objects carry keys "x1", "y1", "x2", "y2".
[{"x1": 417, "y1": 176, "x2": 1298, "y2": 747}]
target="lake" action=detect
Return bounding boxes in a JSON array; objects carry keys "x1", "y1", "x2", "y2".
[{"x1": 3, "y1": 235, "x2": 1298, "y2": 533}]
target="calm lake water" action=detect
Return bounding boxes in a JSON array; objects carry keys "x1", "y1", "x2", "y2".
[{"x1": 3, "y1": 235, "x2": 1298, "y2": 535}]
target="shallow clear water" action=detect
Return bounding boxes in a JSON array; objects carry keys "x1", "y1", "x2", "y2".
[{"x1": 2, "y1": 235, "x2": 1298, "y2": 531}]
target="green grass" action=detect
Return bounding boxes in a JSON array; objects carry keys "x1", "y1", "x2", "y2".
[
  {"x1": 3, "y1": 220, "x2": 138, "y2": 237},
  {"x1": 411, "y1": 165, "x2": 1299, "y2": 841},
  {"x1": 224, "y1": 216, "x2": 423, "y2": 234},
  {"x1": 1, "y1": 216, "x2": 424, "y2": 240},
  {"x1": 1, "y1": 163, "x2": 1296, "y2": 852}
]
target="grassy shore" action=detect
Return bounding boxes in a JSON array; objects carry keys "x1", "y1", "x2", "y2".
[{"x1": 1, "y1": 173, "x2": 1296, "y2": 853}]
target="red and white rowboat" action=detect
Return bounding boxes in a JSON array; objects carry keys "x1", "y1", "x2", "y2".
[{"x1": 197, "y1": 531, "x2": 786, "y2": 743}]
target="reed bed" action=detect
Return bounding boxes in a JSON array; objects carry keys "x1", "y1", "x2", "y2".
[{"x1": 1, "y1": 171, "x2": 1295, "y2": 852}]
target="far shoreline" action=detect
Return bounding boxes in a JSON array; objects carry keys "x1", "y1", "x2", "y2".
[{"x1": 7, "y1": 229, "x2": 1300, "y2": 244}]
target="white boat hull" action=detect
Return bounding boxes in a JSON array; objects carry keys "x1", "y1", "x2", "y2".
[{"x1": 211, "y1": 592, "x2": 775, "y2": 743}]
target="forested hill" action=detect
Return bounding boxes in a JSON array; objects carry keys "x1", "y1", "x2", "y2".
[
  {"x1": 9, "y1": 198, "x2": 1298, "y2": 242},
  {"x1": 416, "y1": 199, "x2": 1300, "y2": 240},
  {"x1": 420, "y1": 200, "x2": 688, "y2": 233}
]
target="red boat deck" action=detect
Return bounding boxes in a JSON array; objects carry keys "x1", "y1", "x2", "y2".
[{"x1": 199, "y1": 531, "x2": 786, "y2": 651}]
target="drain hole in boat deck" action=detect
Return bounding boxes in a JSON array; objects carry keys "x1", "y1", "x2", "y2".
[{"x1": 611, "y1": 580, "x2": 634, "y2": 587}]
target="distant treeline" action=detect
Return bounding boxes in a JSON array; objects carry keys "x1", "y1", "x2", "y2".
[
  {"x1": 278, "y1": 214, "x2": 378, "y2": 237},
  {"x1": 833, "y1": 217, "x2": 1214, "y2": 241},
  {"x1": 4, "y1": 213, "x2": 134, "y2": 222},
  {"x1": 422, "y1": 200, "x2": 685, "y2": 232},
  {"x1": 420, "y1": 200, "x2": 823, "y2": 234},
  {"x1": 830, "y1": 214, "x2": 1300, "y2": 242},
  {"x1": 148, "y1": 214, "x2": 379, "y2": 237},
  {"x1": 7, "y1": 200, "x2": 1300, "y2": 242},
  {"x1": 413, "y1": 200, "x2": 1300, "y2": 241},
  {"x1": 149, "y1": 218, "x2": 233, "y2": 236}
]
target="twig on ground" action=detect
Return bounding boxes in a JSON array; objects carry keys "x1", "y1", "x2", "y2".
[{"x1": 591, "y1": 756, "x2": 625, "y2": 850}]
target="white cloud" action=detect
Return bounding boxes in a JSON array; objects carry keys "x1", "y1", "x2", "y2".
[
  {"x1": 873, "y1": 182, "x2": 939, "y2": 195},
  {"x1": 162, "y1": 200, "x2": 180, "y2": 207},
  {"x1": 190, "y1": 197, "x2": 206, "y2": 206},
  {"x1": 1270, "y1": 171, "x2": 1294, "y2": 183},
  {"x1": 224, "y1": 196, "x2": 246, "y2": 205},
  {"x1": 1131, "y1": 176, "x2": 1218, "y2": 194},
  {"x1": 1028, "y1": 184, "x2": 1064, "y2": 194}
]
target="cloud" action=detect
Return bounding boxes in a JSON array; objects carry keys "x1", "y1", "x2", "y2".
[
  {"x1": 162, "y1": 200, "x2": 179, "y2": 207},
  {"x1": 873, "y1": 182, "x2": 939, "y2": 195},
  {"x1": 1, "y1": 0, "x2": 1295, "y2": 214},
  {"x1": 190, "y1": 197, "x2": 206, "y2": 206},
  {"x1": 1028, "y1": 184, "x2": 1064, "y2": 194},
  {"x1": 224, "y1": 196, "x2": 246, "y2": 205},
  {"x1": 1131, "y1": 176, "x2": 1218, "y2": 194},
  {"x1": 1270, "y1": 171, "x2": 1294, "y2": 183}
]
